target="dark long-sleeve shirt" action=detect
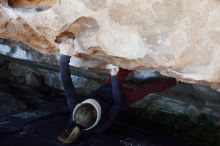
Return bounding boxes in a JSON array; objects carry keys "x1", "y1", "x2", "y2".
[{"x1": 59, "y1": 54, "x2": 124, "y2": 133}]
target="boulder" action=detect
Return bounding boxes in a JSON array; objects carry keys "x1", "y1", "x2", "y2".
[{"x1": 0, "y1": 0, "x2": 219, "y2": 91}]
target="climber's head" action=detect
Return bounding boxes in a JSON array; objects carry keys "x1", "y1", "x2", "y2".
[
  {"x1": 74, "y1": 103, "x2": 97, "y2": 128},
  {"x1": 55, "y1": 31, "x2": 75, "y2": 44},
  {"x1": 58, "y1": 99, "x2": 101, "y2": 144},
  {"x1": 73, "y1": 99, "x2": 101, "y2": 130}
]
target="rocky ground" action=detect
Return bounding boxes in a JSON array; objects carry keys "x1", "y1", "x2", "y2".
[
  {"x1": 0, "y1": 77, "x2": 191, "y2": 146},
  {"x1": 1, "y1": 56, "x2": 220, "y2": 145}
]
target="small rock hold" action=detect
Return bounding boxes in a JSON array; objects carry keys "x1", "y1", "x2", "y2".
[
  {"x1": 186, "y1": 104, "x2": 200, "y2": 123},
  {"x1": 25, "y1": 72, "x2": 43, "y2": 88}
]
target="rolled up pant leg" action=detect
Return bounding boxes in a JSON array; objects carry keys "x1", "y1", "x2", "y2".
[{"x1": 122, "y1": 78, "x2": 177, "y2": 105}]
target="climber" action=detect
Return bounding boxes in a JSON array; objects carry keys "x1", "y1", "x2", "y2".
[{"x1": 56, "y1": 31, "x2": 177, "y2": 144}]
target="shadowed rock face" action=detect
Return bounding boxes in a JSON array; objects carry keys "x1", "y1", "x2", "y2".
[
  {"x1": 0, "y1": 0, "x2": 219, "y2": 91},
  {"x1": 7, "y1": 0, "x2": 57, "y2": 9}
]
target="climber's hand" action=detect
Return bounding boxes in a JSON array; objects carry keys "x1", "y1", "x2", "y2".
[
  {"x1": 59, "y1": 38, "x2": 75, "y2": 56},
  {"x1": 110, "y1": 66, "x2": 119, "y2": 76}
]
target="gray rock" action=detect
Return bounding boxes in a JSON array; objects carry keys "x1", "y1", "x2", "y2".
[
  {"x1": 25, "y1": 72, "x2": 43, "y2": 88},
  {"x1": 0, "y1": 89, "x2": 27, "y2": 116},
  {"x1": 186, "y1": 104, "x2": 200, "y2": 123}
]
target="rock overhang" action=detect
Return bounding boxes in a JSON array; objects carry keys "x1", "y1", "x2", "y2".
[{"x1": 0, "y1": 0, "x2": 219, "y2": 92}]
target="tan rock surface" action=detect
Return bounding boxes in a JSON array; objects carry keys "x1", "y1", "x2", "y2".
[{"x1": 0, "y1": 0, "x2": 219, "y2": 91}]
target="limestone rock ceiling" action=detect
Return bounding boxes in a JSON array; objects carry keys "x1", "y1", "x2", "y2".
[
  {"x1": 7, "y1": 0, "x2": 56, "y2": 9},
  {"x1": 0, "y1": 0, "x2": 220, "y2": 92}
]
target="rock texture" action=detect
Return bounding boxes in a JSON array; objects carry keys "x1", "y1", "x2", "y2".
[
  {"x1": 1, "y1": 56, "x2": 220, "y2": 127},
  {"x1": 0, "y1": 0, "x2": 220, "y2": 91}
]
